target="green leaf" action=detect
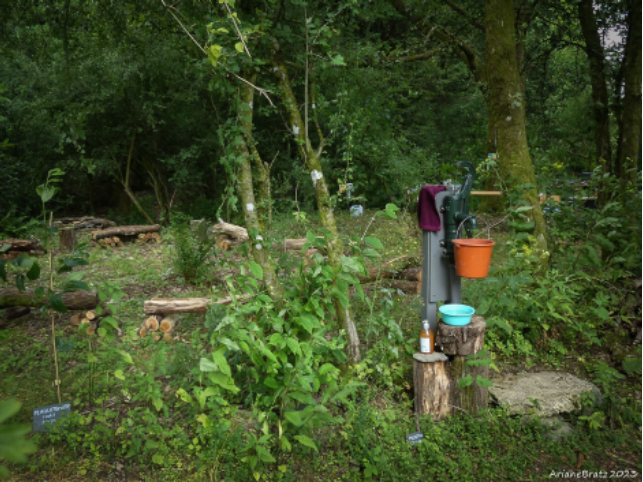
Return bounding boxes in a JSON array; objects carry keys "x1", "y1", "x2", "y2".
[
  {"x1": 25, "y1": 262, "x2": 40, "y2": 281},
  {"x1": 364, "y1": 237, "x2": 384, "y2": 249},
  {"x1": 13, "y1": 254, "x2": 33, "y2": 269},
  {"x1": 286, "y1": 338, "x2": 301, "y2": 356},
  {"x1": 48, "y1": 293, "x2": 69, "y2": 313},
  {"x1": 294, "y1": 435, "x2": 318, "y2": 452},
  {"x1": 475, "y1": 375, "x2": 493, "y2": 388},
  {"x1": 200, "y1": 357, "x2": 219, "y2": 372},
  {"x1": 36, "y1": 185, "x2": 57, "y2": 203},
  {"x1": 283, "y1": 411, "x2": 305, "y2": 427},
  {"x1": 458, "y1": 374, "x2": 473, "y2": 389},
  {"x1": 256, "y1": 445, "x2": 276, "y2": 463},
  {"x1": 319, "y1": 363, "x2": 336, "y2": 376},
  {"x1": 118, "y1": 350, "x2": 134, "y2": 364},
  {"x1": 0, "y1": 244, "x2": 11, "y2": 254},
  {"x1": 0, "y1": 260, "x2": 6, "y2": 282},
  {"x1": 331, "y1": 289, "x2": 349, "y2": 308},
  {"x1": 211, "y1": 347, "x2": 231, "y2": 377},
  {"x1": 248, "y1": 261, "x2": 263, "y2": 280},
  {"x1": 15, "y1": 274, "x2": 26, "y2": 292},
  {"x1": 362, "y1": 248, "x2": 381, "y2": 260},
  {"x1": 235, "y1": 42, "x2": 245, "y2": 53},
  {"x1": 207, "y1": 372, "x2": 239, "y2": 394},
  {"x1": 0, "y1": 399, "x2": 21, "y2": 424},
  {"x1": 330, "y1": 54, "x2": 346, "y2": 66},
  {"x1": 281, "y1": 436, "x2": 292, "y2": 451},
  {"x1": 264, "y1": 377, "x2": 279, "y2": 389}
]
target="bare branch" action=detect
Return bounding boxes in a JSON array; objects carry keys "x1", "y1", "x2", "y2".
[
  {"x1": 222, "y1": 1, "x2": 252, "y2": 59},
  {"x1": 439, "y1": 0, "x2": 484, "y2": 31}
]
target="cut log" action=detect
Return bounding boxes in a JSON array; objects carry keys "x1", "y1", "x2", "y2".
[
  {"x1": 0, "y1": 289, "x2": 98, "y2": 310},
  {"x1": 435, "y1": 316, "x2": 486, "y2": 356},
  {"x1": 143, "y1": 294, "x2": 250, "y2": 316},
  {"x1": 138, "y1": 323, "x2": 148, "y2": 337},
  {"x1": 92, "y1": 225, "x2": 160, "y2": 241},
  {"x1": 69, "y1": 314, "x2": 81, "y2": 325},
  {"x1": 59, "y1": 228, "x2": 77, "y2": 253},
  {"x1": 413, "y1": 352, "x2": 451, "y2": 421},
  {"x1": 0, "y1": 307, "x2": 31, "y2": 322},
  {"x1": 79, "y1": 317, "x2": 90, "y2": 325},
  {"x1": 85, "y1": 310, "x2": 97, "y2": 321},
  {"x1": 0, "y1": 238, "x2": 46, "y2": 259},
  {"x1": 436, "y1": 317, "x2": 489, "y2": 415},
  {"x1": 211, "y1": 218, "x2": 249, "y2": 242},
  {"x1": 55, "y1": 217, "x2": 116, "y2": 229},
  {"x1": 160, "y1": 316, "x2": 176, "y2": 333},
  {"x1": 144, "y1": 316, "x2": 160, "y2": 331}
]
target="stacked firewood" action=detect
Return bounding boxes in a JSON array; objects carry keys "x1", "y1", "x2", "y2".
[
  {"x1": 69, "y1": 309, "x2": 119, "y2": 336},
  {"x1": 138, "y1": 315, "x2": 178, "y2": 341},
  {"x1": 91, "y1": 236, "x2": 124, "y2": 248},
  {"x1": 136, "y1": 232, "x2": 161, "y2": 244}
]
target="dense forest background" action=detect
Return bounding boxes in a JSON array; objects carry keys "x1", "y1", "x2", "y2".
[{"x1": 1, "y1": 0, "x2": 639, "y2": 228}]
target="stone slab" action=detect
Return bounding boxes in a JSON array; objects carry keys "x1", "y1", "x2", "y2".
[
  {"x1": 413, "y1": 352, "x2": 448, "y2": 363},
  {"x1": 489, "y1": 371, "x2": 602, "y2": 417}
]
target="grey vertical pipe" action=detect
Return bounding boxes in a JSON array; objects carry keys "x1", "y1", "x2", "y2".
[{"x1": 420, "y1": 189, "x2": 461, "y2": 333}]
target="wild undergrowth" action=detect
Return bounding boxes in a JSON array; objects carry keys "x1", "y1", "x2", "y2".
[{"x1": 1, "y1": 183, "x2": 641, "y2": 479}]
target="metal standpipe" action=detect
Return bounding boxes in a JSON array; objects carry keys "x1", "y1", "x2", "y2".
[{"x1": 420, "y1": 162, "x2": 477, "y2": 333}]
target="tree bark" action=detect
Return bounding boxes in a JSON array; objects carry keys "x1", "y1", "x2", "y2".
[
  {"x1": 143, "y1": 295, "x2": 250, "y2": 315},
  {"x1": 235, "y1": 73, "x2": 283, "y2": 302},
  {"x1": 485, "y1": 0, "x2": 547, "y2": 252},
  {"x1": 615, "y1": 0, "x2": 642, "y2": 179},
  {"x1": 118, "y1": 130, "x2": 156, "y2": 225},
  {"x1": 0, "y1": 289, "x2": 98, "y2": 310},
  {"x1": 271, "y1": 39, "x2": 361, "y2": 362},
  {"x1": 577, "y1": 0, "x2": 613, "y2": 171},
  {"x1": 59, "y1": 227, "x2": 77, "y2": 253},
  {"x1": 413, "y1": 352, "x2": 451, "y2": 421}
]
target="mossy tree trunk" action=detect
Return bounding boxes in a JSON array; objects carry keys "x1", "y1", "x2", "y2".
[
  {"x1": 615, "y1": 0, "x2": 641, "y2": 179},
  {"x1": 484, "y1": 0, "x2": 547, "y2": 251},
  {"x1": 234, "y1": 75, "x2": 283, "y2": 303},
  {"x1": 577, "y1": 0, "x2": 613, "y2": 172},
  {"x1": 271, "y1": 39, "x2": 361, "y2": 362}
]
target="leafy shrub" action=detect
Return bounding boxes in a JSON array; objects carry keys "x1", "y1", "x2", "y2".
[{"x1": 169, "y1": 217, "x2": 216, "y2": 282}]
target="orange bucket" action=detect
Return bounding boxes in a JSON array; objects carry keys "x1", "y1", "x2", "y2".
[{"x1": 452, "y1": 239, "x2": 495, "y2": 278}]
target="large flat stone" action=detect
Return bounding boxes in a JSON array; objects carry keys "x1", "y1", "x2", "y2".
[{"x1": 489, "y1": 371, "x2": 602, "y2": 416}]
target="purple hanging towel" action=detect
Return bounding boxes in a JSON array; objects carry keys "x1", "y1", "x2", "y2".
[{"x1": 417, "y1": 185, "x2": 446, "y2": 231}]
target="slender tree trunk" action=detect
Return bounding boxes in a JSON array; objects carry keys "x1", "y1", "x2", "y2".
[
  {"x1": 271, "y1": 39, "x2": 361, "y2": 362},
  {"x1": 235, "y1": 76, "x2": 283, "y2": 302},
  {"x1": 577, "y1": 0, "x2": 612, "y2": 171},
  {"x1": 615, "y1": 0, "x2": 641, "y2": 179},
  {"x1": 248, "y1": 137, "x2": 273, "y2": 224},
  {"x1": 485, "y1": 0, "x2": 547, "y2": 251},
  {"x1": 119, "y1": 130, "x2": 155, "y2": 225}
]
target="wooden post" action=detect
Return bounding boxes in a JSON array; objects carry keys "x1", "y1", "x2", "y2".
[
  {"x1": 436, "y1": 315, "x2": 489, "y2": 415},
  {"x1": 413, "y1": 352, "x2": 451, "y2": 421},
  {"x1": 59, "y1": 227, "x2": 77, "y2": 252}
]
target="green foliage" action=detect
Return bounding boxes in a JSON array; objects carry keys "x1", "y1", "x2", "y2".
[
  {"x1": 169, "y1": 217, "x2": 217, "y2": 282},
  {"x1": 0, "y1": 399, "x2": 37, "y2": 477}
]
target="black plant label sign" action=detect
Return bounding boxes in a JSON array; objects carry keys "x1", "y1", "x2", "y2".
[
  {"x1": 406, "y1": 431, "x2": 424, "y2": 445},
  {"x1": 32, "y1": 402, "x2": 71, "y2": 432}
]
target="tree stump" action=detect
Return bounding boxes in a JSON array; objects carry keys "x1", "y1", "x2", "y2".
[
  {"x1": 436, "y1": 315, "x2": 489, "y2": 415},
  {"x1": 413, "y1": 352, "x2": 451, "y2": 421},
  {"x1": 59, "y1": 227, "x2": 77, "y2": 253}
]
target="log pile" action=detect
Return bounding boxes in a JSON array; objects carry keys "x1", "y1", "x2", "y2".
[
  {"x1": 138, "y1": 315, "x2": 178, "y2": 341},
  {"x1": 143, "y1": 294, "x2": 249, "y2": 316},
  {"x1": 70, "y1": 309, "x2": 120, "y2": 336},
  {"x1": 90, "y1": 225, "x2": 161, "y2": 247},
  {"x1": 54, "y1": 217, "x2": 116, "y2": 230},
  {"x1": 137, "y1": 232, "x2": 161, "y2": 244},
  {"x1": 91, "y1": 236, "x2": 124, "y2": 248},
  {"x1": 0, "y1": 238, "x2": 46, "y2": 260}
]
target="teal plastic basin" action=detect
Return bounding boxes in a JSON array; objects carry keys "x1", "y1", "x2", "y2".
[{"x1": 439, "y1": 304, "x2": 475, "y2": 326}]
